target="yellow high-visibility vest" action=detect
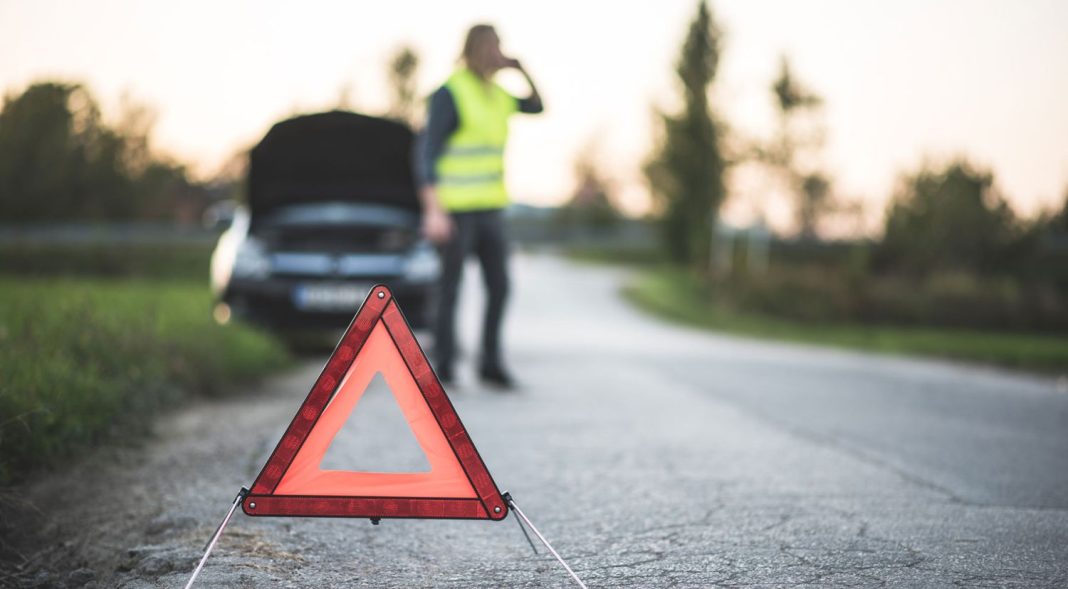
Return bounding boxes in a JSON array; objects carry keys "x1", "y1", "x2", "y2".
[{"x1": 435, "y1": 68, "x2": 517, "y2": 211}]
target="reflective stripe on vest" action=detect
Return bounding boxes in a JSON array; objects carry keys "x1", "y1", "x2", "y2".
[{"x1": 436, "y1": 68, "x2": 516, "y2": 211}]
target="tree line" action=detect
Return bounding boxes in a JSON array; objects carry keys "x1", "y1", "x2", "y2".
[
  {"x1": 0, "y1": 44, "x2": 430, "y2": 227},
  {"x1": 2, "y1": 11, "x2": 1066, "y2": 289},
  {"x1": 645, "y1": 0, "x2": 1068, "y2": 285},
  {"x1": 0, "y1": 82, "x2": 211, "y2": 223}
]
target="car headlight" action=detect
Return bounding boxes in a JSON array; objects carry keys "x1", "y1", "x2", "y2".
[
  {"x1": 403, "y1": 245, "x2": 440, "y2": 283},
  {"x1": 232, "y1": 237, "x2": 270, "y2": 279}
]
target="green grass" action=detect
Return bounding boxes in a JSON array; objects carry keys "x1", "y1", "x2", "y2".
[
  {"x1": 624, "y1": 266, "x2": 1068, "y2": 373},
  {"x1": 0, "y1": 242, "x2": 214, "y2": 280},
  {"x1": 0, "y1": 277, "x2": 290, "y2": 483}
]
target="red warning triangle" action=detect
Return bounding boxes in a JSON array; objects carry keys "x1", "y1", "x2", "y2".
[{"x1": 242, "y1": 285, "x2": 508, "y2": 521}]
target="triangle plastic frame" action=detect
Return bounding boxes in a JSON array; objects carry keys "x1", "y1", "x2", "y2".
[{"x1": 242, "y1": 284, "x2": 508, "y2": 521}]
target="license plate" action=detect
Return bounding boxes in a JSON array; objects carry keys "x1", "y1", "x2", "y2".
[{"x1": 293, "y1": 283, "x2": 371, "y2": 311}]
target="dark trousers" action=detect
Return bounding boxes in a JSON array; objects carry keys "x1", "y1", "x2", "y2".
[{"x1": 434, "y1": 209, "x2": 510, "y2": 372}]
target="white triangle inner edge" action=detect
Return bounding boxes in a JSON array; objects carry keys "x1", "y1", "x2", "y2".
[{"x1": 319, "y1": 372, "x2": 432, "y2": 473}]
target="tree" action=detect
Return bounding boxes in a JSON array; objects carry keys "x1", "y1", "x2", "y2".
[
  {"x1": 644, "y1": 0, "x2": 727, "y2": 267},
  {"x1": 765, "y1": 56, "x2": 833, "y2": 239},
  {"x1": 386, "y1": 45, "x2": 420, "y2": 126},
  {"x1": 798, "y1": 172, "x2": 831, "y2": 238},
  {"x1": 880, "y1": 160, "x2": 1018, "y2": 275},
  {"x1": 0, "y1": 82, "x2": 98, "y2": 220},
  {"x1": 772, "y1": 56, "x2": 821, "y2": 115},
  {"x1": 1051, "y1": 187, "x2": 1068, "y2": 233},
  {"x1": 556, "y1": 146, "x2": 621, "y2": 231},
  {"x1": 0, "y1": 81, "x2": 199, "y2": 222}
]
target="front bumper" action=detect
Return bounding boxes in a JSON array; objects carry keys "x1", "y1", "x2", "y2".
[{"x1": 221, "y1": 276, "x2": 435, "y2": 330}]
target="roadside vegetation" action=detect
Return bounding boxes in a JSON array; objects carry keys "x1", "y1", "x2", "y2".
[
  {"x1": 603, "y1": 155, "x2": 1068, "y2": 372},
  {"x1": 563, "y1": 1, "x2": 1068, "y2": 374},
  {"x1": 0, "y1": 274, "x2": 290, "y2": 484},
  {"x1": 619, "y1": 264, "x2": 1068, "y2": 372},
  {"x1": 0, "y1": 78, "x2": 297, "y2": 485},
  {"x1": 0, "y1": 242, "x2": 214, "y2": 280}
]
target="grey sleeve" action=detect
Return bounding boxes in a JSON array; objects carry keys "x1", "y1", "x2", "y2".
[{"x1": 413, "y1": 87, "x2": 458, "y2": 187}]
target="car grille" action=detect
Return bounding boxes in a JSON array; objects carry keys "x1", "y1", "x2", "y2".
[
  {"x1": 269, "y1": 252, "x2": 406, "y2": 278},
  {"x1": 265, "y1": 226, "x2": 417, "y2": 253}
]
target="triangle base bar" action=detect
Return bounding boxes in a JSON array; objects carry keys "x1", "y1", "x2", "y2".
[{"x1": 242, "y1": 495, "x2": 495, "y2": 519}]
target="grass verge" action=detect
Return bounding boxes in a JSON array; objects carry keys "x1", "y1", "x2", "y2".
[
  {"x1": 0, "y1": 277, "x2": 291, "y2": 484},
  {"x1": 624, "y1": 266, "x2": 1068, "y2": 373},
  {"x1": 0, "y1": 242, "x2": 214, "y2": 280}
]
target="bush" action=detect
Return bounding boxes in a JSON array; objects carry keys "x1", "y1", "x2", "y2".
[
  {"x1": 879, "y1": 160, "x2": 1022, "y2": 275},
  {"x1": 717, "y1": 264, "x2": 1067, "y2": 332},
  {"x1": 625, "y1": 266, "x2": 1068, "y2": 372}
]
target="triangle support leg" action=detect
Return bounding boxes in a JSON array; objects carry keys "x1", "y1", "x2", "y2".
[
  {"x1": 184, "y1": 487, "x2": 248, "y2": 589},
  {"x1": 512, "y1": 506, "x2": 539, "y2": 555},
  {"x1": 503, "y1": 492, "x2": 589, "y2": 589}
]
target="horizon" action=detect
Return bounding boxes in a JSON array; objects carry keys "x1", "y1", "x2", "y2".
[{"x1": 2, "y1": 0, "x2": 1066, "y2": 232}]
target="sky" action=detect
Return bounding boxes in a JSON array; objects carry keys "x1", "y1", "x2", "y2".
[{"x1": 2, "y1": 0, "x2": 1066, "y2": 231}]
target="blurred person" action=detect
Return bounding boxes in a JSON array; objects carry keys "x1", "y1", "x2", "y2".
[{"x1": 415, "y1": 24, "x2": 543, "y2": 389}]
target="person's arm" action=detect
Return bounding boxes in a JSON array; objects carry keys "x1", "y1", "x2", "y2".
[
  {"x1": 506, "y1": 59, "x2": 543, "y2": 113},
  {"x1": 415, "y1": 87, "x2": 458, "y2": 243}
]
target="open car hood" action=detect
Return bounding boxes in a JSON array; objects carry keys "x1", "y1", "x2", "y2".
[{"x1": 247, "y1": 111, "x2": 420, "y2": 218}]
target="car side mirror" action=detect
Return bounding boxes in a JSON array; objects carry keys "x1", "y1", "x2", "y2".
[{"x1": 204, "y1": 201, "x2": 238, "y2": 232}]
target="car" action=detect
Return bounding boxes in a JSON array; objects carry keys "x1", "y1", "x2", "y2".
[{"x1": 210, "y1": 110, "x2": 439, "y2": 331}]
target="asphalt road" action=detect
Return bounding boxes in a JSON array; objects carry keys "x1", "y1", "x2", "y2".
[{"x1": 22, "y1": 252, "x2": 1068, "y2": 587}]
